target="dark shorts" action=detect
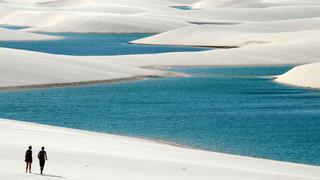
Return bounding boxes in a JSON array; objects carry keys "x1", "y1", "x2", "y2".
[
  {"x1": 39, "y1": 160, "x2": 45, "y2": 167},
  {"x1": 25, "y1": 158, "x2": 32, "y2": 163}
]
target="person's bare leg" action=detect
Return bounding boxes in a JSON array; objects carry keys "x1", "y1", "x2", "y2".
[
  {"x1": 28, "y1": 163, "x2": 32, "y2": 173},
  {"x1": 25, "y1": 163, "x2": 28, "y2": 173}
]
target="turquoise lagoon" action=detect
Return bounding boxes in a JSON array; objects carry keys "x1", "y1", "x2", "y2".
[
  {"x1": 0, "y1": 33, "x2": 319, "y2": 166},
  {"x1": 0, "y1": 67, "x2": 319, "y2": 165},
  {"x1": 0, "y1": 33, "x2": 208, "y2": 55}
]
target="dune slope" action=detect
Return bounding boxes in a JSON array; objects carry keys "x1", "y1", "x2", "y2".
[
  {"x1": 275, "y1": 62, "x2": 320, "y2": 89},
  {"x1": 0, "y1": 47, "x2": 165, "y2": 89}
]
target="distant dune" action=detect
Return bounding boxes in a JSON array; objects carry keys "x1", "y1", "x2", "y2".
[
  {"x1": 0, "y1": 47, "x2": 165, "y2": 89},
  {"x1": 276, "y1": 62, "x2": 320, "y2": 89}
]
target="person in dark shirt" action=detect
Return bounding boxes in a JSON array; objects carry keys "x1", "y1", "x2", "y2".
[
  {"x1": 25, "y1": 146, "x2": 33, "y2": 173},
  {"x1": 38, "y1": 147, "x2": 48, "y2": 175}
]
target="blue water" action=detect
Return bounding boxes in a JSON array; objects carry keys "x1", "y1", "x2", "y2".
[
  {"x1": 170, "y1": 6, "x2": 193, "y2": 10},
  {"x1": 0, "y1": 66, "x2": 319, "y2": 165},
  {"x1": 0, "y1": 33, "x2": 209, "y2": 55},
  {"x1": 0, "y1": 25, "x2": 29, "y2": 30}
]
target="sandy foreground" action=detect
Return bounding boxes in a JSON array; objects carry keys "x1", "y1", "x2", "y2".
[{"x1": 1, "y1": 118, "x2": 320, "y2": 180}]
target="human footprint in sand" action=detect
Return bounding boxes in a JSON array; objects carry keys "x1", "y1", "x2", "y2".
[
  {"x1": 38, "y1": 147, "x2": 48, "y2": 175},
  {"x1": 25, "y1": 146, "x2": 33, "y2": 173}
]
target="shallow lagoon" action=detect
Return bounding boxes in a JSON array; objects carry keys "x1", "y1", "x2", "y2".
[
  {"x1": 0, "y1": 33, "x2": 209, "y2": 55},
  {"x1": 170, "y1": 6, "x2": 193, "y2": 10},
  {"x1": 0, "y1": 24, "x2": 29, "y2": 30},
  {"x1": 0, "y1": 66, "x2": 319, "y2": 165}
]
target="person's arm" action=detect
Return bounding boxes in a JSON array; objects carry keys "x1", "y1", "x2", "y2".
[
  {"x1": 38, "y1": 152, "x2": 40, "y2": 159},
  {"x1": 45, "y1": 151, "x2": 48, "y2": 160},
  {"x1": 25, "y1": 151, "x2": 27, "y2": 162}
]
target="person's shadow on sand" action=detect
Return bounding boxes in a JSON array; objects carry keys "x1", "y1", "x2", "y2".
[{"x1": 32, "y1": 173, "x2": 65, "y2": 178}]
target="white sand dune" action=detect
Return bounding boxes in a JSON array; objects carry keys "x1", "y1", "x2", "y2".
[
  {"x1": 132, "y1": 15, "x2": 320, "y2": 46},
  {"x1": 0, "y1": 11, "x2": 65, "y2": 27},
  {"x1": 0, "y1": 10, "x2": 190, "y2": 33},
  {"x1": 24, "y1": 13, "x2": 190, "y2": 33},
  {"x1": 0, "y1": 47, "x2": 165, "y2": 88},
  {"x1": 33, "y1": 0, "x2": 95, "y2": 8},
  {"x1": 275, "y1": 62, "x2": 320, "y2": 89},
  {"x1": 1, "y1": 118, "x2": 320, "y2": 180},
  {"x1": 96, "y1": 41, "x2": 320, "y2": 67},
  {"x1": 132, "y1": 26, "x2": 320, "y2": 47},
  {"x1": 0, "y1": 0, "x2": 194, "y2": 33},
  {"x1": 191, "y1": 0, "x2": 320, "y2": 9},
  {"x1": 2, "y1": 0, "x2": 319, "y2": 34},
  {"x1": 191, "y1": 0, "x2": 271, "y2": 9},
  {"x1": 142, "y1": 5, "x2": 320, "y2": 23}
]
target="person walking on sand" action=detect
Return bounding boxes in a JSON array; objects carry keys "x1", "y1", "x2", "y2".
[
  {"x1": 25, "y1": 146, "x2": 33, "y2": 173},
  {"x1": 38, "y1": 147, "x2": 48, "y2": 175}
]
